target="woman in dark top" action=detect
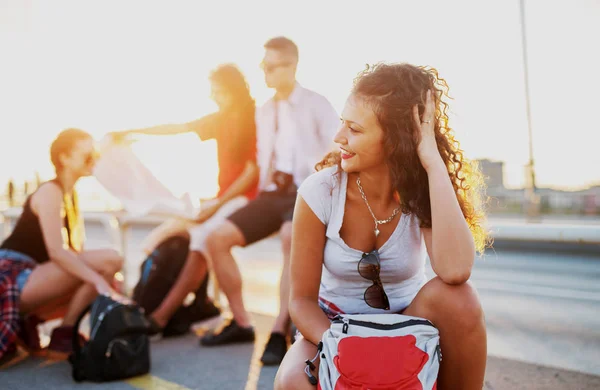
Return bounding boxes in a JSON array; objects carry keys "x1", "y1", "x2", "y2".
[{"x1": 0, "y1": 128, "x2": 122, "y2": 360}]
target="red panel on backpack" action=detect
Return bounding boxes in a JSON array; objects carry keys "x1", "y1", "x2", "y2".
[{"x1": 333, "y1": 335, "x2": 428, "y2": 389}]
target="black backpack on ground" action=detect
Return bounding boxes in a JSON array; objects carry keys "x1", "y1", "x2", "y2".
[
  {"x1": 69, "y1": 294, "x2": 151, "y2": 382},
  {"x1": 132, "y1": 235, "x2": 220, "y2": 337}
]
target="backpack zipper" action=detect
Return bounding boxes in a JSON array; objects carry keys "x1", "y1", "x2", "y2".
[
  {"x1": 105, "y1": 339, "x2": 128, "y2": 358},
  {"x1": 342, "y1": 317, "x2": 350, "y2": 334},
  {"x1": 90, "y1": 302, "x2": 122, "y2": 340},
  {"x1": 334, "y1": 317, "x2": 435, "y2": 334}
]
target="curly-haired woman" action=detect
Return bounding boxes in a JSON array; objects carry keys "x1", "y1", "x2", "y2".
[{"x1": 275, "y1": 63, "x2": 489, "y2": 390}]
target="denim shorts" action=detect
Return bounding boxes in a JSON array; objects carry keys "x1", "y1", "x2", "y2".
[{"x1": 0, "y1": 249, "x2": 35, "y2": 293}]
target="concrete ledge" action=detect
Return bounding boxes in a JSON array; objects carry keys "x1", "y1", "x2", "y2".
[
  {"x1": 488, "y1": 220, "x2": 600, "y2": 245},
  {"x1": 3, "y1": 208, "x2": 600, "y2": 245},
  {"x1": 489, "y1": 239, "x2": 600, "y2": 255}
]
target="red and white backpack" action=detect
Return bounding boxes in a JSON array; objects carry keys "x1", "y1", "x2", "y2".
[{"x1": 306, "y1": 314, "x2": 441, "y2": 390}]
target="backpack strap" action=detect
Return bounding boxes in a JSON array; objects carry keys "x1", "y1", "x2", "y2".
[
  {"x1": 72, "y1": 304, "x2": 92, "y2": 360},
  {"x1": 304, "y1": 341, "x2": 323, "y2": 386},
  {"x1": 69, "y1": 303, "x2": 93, "y2": 382}
]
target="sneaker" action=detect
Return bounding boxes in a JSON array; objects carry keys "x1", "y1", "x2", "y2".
[
  {"x1": 162, "y1": 314, "x2": 190, "y2": 338},
  {"x1": 199, "y1": 319, "x2": 255, "y2": 346},
  {"x1": 188, "y1": 300, "x2": 221, "y2": 323},
  {"x1": 47, "y1": 325, "x2": 75, "y2": 360},
  {"x1": 146, "y1": 316, "x2": 164, "y2": 337},
  {"x1": 260, "y1": 332, "x2": 288, "y2": 366},
  {"x1": 163, "y1": 300, "x2": 221, "y2": 338}
]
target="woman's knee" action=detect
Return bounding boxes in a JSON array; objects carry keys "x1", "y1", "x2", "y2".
[
  {"x1": 82, "y1": 249, "x2": 123, "y2": 275},
  {"x1": 275, "y1": 339, "x2": 318, "y2": 390},
  {"x1": 275, "y1": 361, "x2": 310, "y2": 390},
  {"x1": 418, "y1": 277, "x2": 484, "y2": 329},
  {"x1": 101, "y1": 249, "x2": 124, "y2": 275},
  {"x1": 205, "y1": 222, "x2": 243, "y2": 256}
]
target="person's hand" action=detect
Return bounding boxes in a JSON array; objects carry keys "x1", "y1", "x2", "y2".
[
  {"x1": 94, "y1": 277, "x2": 118, "y2": 298},
  {"x1": 109, "y1": 131, "x2": 129, "y2": 144},
  {"x1": 413, "y1": 90, "x2": 443, "y2": 172},
  {"x1": 195, "y1": 199, "x2": 222, "y2": 223}
]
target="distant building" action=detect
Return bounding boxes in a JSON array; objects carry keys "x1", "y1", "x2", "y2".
[
  {"x1": 35, "y1": 171, "x2": 42, "y2": 188},
  {"x1": 475, "y1": 159, "x2": 599, "y2": 216},
  {"x1": 580, "y1": 185, "x2": 600, "y2": 215},
  {"x1": 477, "y1": 159, "x2": 505, "y2": 189},
  {"x1": 7, "y1": 179, "x2": 15, "y2": 207},
  {"x1": 485, "y1": 185, "x2": 600, "y2": 216}
]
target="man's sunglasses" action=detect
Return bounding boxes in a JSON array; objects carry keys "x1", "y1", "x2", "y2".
[
  {"x1": 260, "y1": 61, "x2": 292, "y2": 74},
  {"x1": 358, "y1": 249, "x2": 390, "y2": 310}
]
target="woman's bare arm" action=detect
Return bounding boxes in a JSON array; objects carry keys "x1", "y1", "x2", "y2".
[
  {"x1": 113, "y1": 113, "x2": 219, "y2": 140},
  {"x1": 32, "y1": 183, "x2": 111, "y2": 293},
  {"x1": 422, "y1": 161, "x2": 475, "y2": 284},
  {"x1": 289, "y1": 196, "x2": 331, "y2": 345}
]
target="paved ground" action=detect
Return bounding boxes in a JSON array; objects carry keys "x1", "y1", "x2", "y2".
[
  {"x1": 3, "y1": 313, "x2": 600, "y2": 390},
  {"x1": 1, "y1": 314, "x2": 279, "y2": 390}
]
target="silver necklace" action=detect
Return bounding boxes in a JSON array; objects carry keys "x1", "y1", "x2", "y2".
[{"x1": 356, "y1": 176, "x2": 401, "y2": 237}]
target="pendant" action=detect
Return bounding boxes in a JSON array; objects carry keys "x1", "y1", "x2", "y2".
[{"x1": 375, "y1": 228, "x2": 380, "y2": 237}]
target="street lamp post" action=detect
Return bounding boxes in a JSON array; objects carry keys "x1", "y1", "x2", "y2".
[{"x1": 519, "y1": 0, "x2": 540, "y2": 219}]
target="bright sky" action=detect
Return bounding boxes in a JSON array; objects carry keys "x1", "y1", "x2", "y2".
[{"x1": 1, "y1": 0, "x2": 599, "y2": 206}]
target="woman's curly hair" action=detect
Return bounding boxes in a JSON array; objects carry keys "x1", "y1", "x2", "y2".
[{"x1": 316, "y1": 63, "x2": 489, "y2": 253}]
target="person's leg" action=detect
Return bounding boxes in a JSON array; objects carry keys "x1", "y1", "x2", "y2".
[
  {"x1": 16, "y1": 264, "x2": 81, "y2": 354},
  {"x1": 205, "y1": 194, "x2": 283, "y2": 328},
  {"x1": 150, "y1": 250, "x2": 208, "y2": 328},
  {"x1": 18, "y1": 251, "x2": 109, "y2": 315},
  {"x1": 201, "y1": 194, "x2": 288, "y2": 347},
  {"x1": 272, "y1": 221, "x2": 292, "y2": 334},
  {"x1": 29, "y1": 294, "x2": 71, "y2": 320},
  {"x1": 147, "y1": 198, "x2": 250, "y2": 329},
  {"x1": 59, "y1": 249, "x2": 123, "y2": 325},
  {"x1": 274, "y1": 337, "x2": 319, "y2": 390},
  {"x1": 261, "y1": 192, "x2": 298, "y2": 364},
  {"x1": 18, "y1": 249, "x2": 122, "y2": 357},
  {"x1": 402, "y1": 277, "x2": 486, "y2": 390},
  {"x1": 204, "y1": 221, "x2": 249, "y2": 325},
  {"x1": 140, "y1": 218, "x2": 191, "y2": 255}
]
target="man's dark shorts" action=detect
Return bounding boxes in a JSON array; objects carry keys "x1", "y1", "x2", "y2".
[{"x1": 227, "y1": 190, "x2": 296, "y2": 245}]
